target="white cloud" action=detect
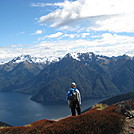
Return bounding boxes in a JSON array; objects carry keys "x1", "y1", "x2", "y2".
[
  {"x1": 0, "y1": 33, "x2": 134, "y2": 63},
  {"x1": 38, "y1": 32, "x2": 77, "y2": 40},
  {"x1": 38, "y1": 0, "x2": 134, "y2": 33},
  {"x1": 38, "y1": 0, "x2": 81, "y2": 27},
  {"x1": 32, "y1": 33, "x2": 134, "y2": 57},
  {"x1": 45, "y1": 32, "x2": 63, "y2": 38},
  {"x1": 31, "y1": 2, "x2": 64, "y2": 7},
  {"x1": 62, "y1": 33, "x2": 79, "y2": 38},
  {"x1": 39, "y1": 32, "x2": 90, "y2": 40},
  {"x1": 31, "y1": 3, "x2": 50, "y2": 7},
  {"x1": 92, "y1": 13, "x2": 134, "y2": 33},
  {"x1": 81, "y1": 33, "x2": 90, "y2": 38},
  {"x1": 32, "y1": 30, "x2": 43, "y2": 35}
]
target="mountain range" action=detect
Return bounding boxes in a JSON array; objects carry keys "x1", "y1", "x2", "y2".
[{"x1": 0, "y1": 52, "x2": 134, "y2": 104}]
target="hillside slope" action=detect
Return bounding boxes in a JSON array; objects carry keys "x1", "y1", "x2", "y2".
[
  {"x1": 31, "y1": 53, "x2": 134, "y2": 103},
  {"x1": 83, "y1": 91, "x2": 134, "y2": 113},
  {"x1": 101, "y1": 91, "x2": 134, "y2": 105}
]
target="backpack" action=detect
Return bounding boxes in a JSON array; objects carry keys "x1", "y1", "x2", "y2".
[{"x1": 69, "y1": 89, "x2": 78, "y2": 102}]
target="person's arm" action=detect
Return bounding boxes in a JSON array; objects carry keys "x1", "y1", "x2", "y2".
[
  {"x1": 76, "y1": 89, "x2": 81, "y2": 105},
  {"x1": 66, "y1": 91, "x2": 70, "y2": 106},
  {"x1": 66, "y1": 92, "x2": 69, "y2": 101}
]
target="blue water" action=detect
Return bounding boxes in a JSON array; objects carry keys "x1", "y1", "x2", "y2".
[{"x1": 0, "y1": 92, "x2": 104, "y2": 126}]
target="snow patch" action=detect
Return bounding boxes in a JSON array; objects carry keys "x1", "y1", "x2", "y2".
[{"x1": 69, "y1": 52, "x2": 80, "y2": 61}]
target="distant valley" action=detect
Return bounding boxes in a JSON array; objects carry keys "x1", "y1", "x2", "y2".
[{"x1": 0, "y1": 52, "x2": 134, "y2": 104}]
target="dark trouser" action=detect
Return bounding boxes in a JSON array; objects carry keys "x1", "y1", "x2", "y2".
[{"x1": 70, "y1": 101, "x2": 81, "y2": 116}]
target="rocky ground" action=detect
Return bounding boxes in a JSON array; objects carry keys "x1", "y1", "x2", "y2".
[{"x1": 120, "y1": 110, "x2": 134, "y2": 134}]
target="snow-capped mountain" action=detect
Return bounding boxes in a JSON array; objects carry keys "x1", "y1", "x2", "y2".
[
  {"x1": 9, "y1": 54, "x2": 60, "y2": 64},
  {"x1": 0, "y1": 52, "x2": 134, "y2": 104},
  {"x1": 1, "y1": 52, "x2": 133, "y2": 65},
  {"x1": 0, "y1": 54, "x2": 61, "y2": 72},
  {"x1": 65, "y1": 52, "x2": 94, "y2": 61},
  {"x1": 64, "y1": 52, "x2": 104, "y2": 64}
]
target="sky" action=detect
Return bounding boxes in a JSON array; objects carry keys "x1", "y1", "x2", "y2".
[{"x1": 0, "y1": 0, "x2": 134, "y2": 62}]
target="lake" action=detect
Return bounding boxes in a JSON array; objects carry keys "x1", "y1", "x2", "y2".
[{"x1": 0, "y1": 92, "x2": 104, "y2": 126}]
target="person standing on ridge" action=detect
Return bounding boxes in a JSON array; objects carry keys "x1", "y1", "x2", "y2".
[{"x1": 66, "y1": 82, "x2": 81, "y2": 116}]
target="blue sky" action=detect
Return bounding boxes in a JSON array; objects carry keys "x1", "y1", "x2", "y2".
[{"x1": 0, "y1": 0, "x2": 134, "y2": 62}]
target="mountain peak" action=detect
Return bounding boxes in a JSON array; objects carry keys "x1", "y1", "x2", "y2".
[
  {"x1": 11, "y1": 55, "x2": 32, "y2": 63},
  {"x1": 9, "y1": 55, "x2": 60, "y2": 64},
  {"x1": 64, "y1": 52, "x2": 96, "y2": 63},
  {"x1": 65, "y1": 52, "x2": 80, "y2": 60}
]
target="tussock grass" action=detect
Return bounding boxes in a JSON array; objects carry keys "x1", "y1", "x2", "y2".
[{"x1": 92, "y1": 103, "x2": 109, "y2": 110}]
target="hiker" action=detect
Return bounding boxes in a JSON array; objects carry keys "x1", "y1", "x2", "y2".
[{"x1": 66, "y1": 82, "x2": 81, "y2": 116}]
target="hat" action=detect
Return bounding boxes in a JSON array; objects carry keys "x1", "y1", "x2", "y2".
[{"x1": 71, "y1": 82, "x2": 76, "y2": 88}]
